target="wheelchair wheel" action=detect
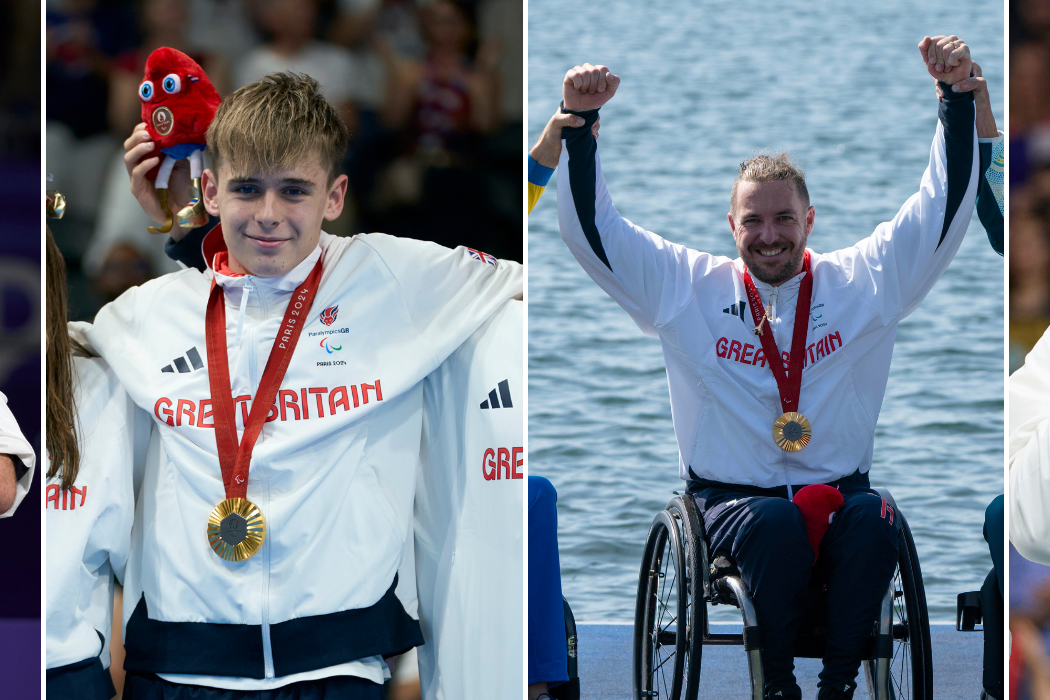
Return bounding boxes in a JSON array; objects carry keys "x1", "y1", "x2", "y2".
[
  {"x1": 633, "y1": 509, "x2": 688, "y2": 700},
  {"x1": 666, "y1": 496, "x2": 704, "y2": 700},
  {"x1": 863, "y1": 511, "x2": 933, "y2": 700}
]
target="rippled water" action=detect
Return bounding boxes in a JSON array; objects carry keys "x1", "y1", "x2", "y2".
[{"x1": 528, "y1": 0, "x2": 1004, "y2": 622}]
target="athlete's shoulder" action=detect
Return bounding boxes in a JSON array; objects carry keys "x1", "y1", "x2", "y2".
[
  {"x1": 106, "y1": 266, "x2": 209, "y2": 311},
  {"x1": 72, "y1": 354, "x2": 130, "y2": 431},
  {"x1": 704, "y1": 255, "x2": 749, "y2": 283},
  {"x1": 72, "y1": 354, "x2": 114, "y2": 395},
  {"x1": 323, "y1": 231, "x2": 439, "y2": 272},
  {"x1": 808, "y1": 247, "x2": 860, "y2": 288}
]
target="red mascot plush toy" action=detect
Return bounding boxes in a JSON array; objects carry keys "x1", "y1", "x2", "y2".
[
  {"x1": 139, "y1": 46, "x2": 221, "y2": 234},
  {"x1": 792, "y1": 484, "x2": 844, "y2": 564}
]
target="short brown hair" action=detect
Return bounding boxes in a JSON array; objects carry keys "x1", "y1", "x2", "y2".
[
  {"x1": 730, "y1": 153, "x2": 810, "y2": 212},
  {"x1": 207, "y1": 72, "x2": 350, "y2": 184}
]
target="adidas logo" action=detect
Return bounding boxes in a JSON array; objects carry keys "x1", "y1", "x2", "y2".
[
  {"x1": 480, "y1": 379, "x2": 513, "y2": 409},
  {"x1": 723, "y1": 301, "x2": 747, "y2": 323},
  {"x1": 162, "y1": 347, "x2": 204, "y2": 374}
]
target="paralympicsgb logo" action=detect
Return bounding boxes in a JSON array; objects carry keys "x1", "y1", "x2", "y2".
[{"x1": 319, "y1": 305, "x2": 339, "y2": 326}]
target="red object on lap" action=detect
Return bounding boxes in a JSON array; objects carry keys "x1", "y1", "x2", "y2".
[{"x1": 792, "y1": 484, "x2": 844, "y2": 563}]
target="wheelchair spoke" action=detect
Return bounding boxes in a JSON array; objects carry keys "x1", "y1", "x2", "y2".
[
  {"x1": 649, "y1": 643, "x2": 675, "y2": 698},
  {"x1": 888, "y1": 567, "x2": 911, "y2": 700},
  {"x1": 652, "y1": 648, "x2": 676, "y2": 674}
]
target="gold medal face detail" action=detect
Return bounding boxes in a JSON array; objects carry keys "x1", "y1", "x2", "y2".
[
  {"x1": 152, "y1": 106, "x2": 174, "y2": 136},
  {"x1": 207, "y1": 498, "x2": 266, "y2": 561},
  {"x1": 772, "y1": 412, "x2": 811, "y2": 452}
]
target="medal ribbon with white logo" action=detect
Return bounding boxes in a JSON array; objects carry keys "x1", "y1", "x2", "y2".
[
  {"x1": 743, "y1": 250, "x2": 813, "y2": 451},
  {"x1": 203, "y1": 257, "x2": 324, "y2": 560}
]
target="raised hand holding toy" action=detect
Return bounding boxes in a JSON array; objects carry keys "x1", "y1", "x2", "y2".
[{"x1": 138, "y1": 47, "x2": 221, "y2": 234}]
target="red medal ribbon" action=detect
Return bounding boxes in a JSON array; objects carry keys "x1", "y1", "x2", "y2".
[
  {"x1": 742, "y1": 251, "x2": 813, "y2": 415},
  {"x1": 204, "y1": 257, "x2": 324, "y2": 499}
]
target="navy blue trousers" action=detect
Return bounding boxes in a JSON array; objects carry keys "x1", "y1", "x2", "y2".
[
  {"x1": 694, "y1": 485, "x2": 898, "y2": 693},
  {"x1": 529, "y1": 475, "x2": 569, "y2": 685},
  {"x1": 46, "y1": 657, "x2": 117, "y2": 700},
  {"x1": 122, "y1": 673, "x2": 384, "y2": 699},
  {"x1": 984, "y1": 494, "x2": 1003, "y2": 599}
]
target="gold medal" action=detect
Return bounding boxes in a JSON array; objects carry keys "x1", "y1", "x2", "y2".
[
  {"x1": 207, "y1": 498, "x2": 266, "y2": 561},
  {"x1": 772, "y1": 412, "x2": 811, "y2": 452}
]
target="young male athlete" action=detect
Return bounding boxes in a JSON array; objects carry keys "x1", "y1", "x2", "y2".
[
  {"x1": 555, "y1": 36, "x2": 983, "y2": 700},
  {"x1": 77, "y1": 72, "x2": 521, "y2": 698}
]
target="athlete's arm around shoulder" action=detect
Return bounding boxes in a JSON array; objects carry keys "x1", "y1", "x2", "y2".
[
  {"x1": 827, "y1": 36, "x2": 979, "y2": 321},
  {"x1": 81, "y1": 268, "x2": 205, "y2": 366},
  {"x1": 556, "y1": 64, "x2": 715, "y2": 335},
  {"x1": 1009, "y1": 329, "x2": 1050, "y2": 564}
]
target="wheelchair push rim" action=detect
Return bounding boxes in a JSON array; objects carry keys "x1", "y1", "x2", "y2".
[
  {"x1": 863, "y1": 511, "x2": 933, "y2": 700},
  {"x1": 633, "y1": 510, "x2": 689, "y2": 700}
]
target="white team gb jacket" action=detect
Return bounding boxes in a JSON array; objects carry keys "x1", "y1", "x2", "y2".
[
  {"x1": 46, "y1": 356, "x2": 149, "y2": 672},
  {"x1": 77, "y1": 229, "x2": 522, "y2": 685},
  {"x1": 413, "y1": 300, "x2": 524, "y2": 700},
  {"x1": 558, "y1": 86, "x2": 979, "y2": 488},
  {"x1": 1009, "y1": 329, "x2": 1050, "y2": 564}
]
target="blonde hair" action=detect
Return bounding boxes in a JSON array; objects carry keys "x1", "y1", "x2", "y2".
[
  {"x1": 730, "y1": 153, "x2": 810, "y2": 212},
  {"x1": 207, "y1": 73, "x2": 350, "y2": 183}
]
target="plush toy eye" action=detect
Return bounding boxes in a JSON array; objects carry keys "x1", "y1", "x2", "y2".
[
  {"x1": 162, "y1": 74, "x2": 182, "y2": 94},
  {"x1": 139, "y1": 81, "x2": 154, "y2": 101}
]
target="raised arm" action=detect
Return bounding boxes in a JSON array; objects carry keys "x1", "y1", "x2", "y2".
[
  {"x1": 941, "y1": 60, "x2": 1003, "y2": 255},
  {"x1": 529, "y1": 108, "x2": 597, "y2": 214},
  {"x1": 828, "y1": 36, "x2": 979, "y2": 320},
  {"x1": 556, "y1": 64, "x2": 708, "y2": 336}
]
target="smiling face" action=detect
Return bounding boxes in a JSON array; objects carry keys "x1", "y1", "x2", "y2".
[
  {"x1": 728, "y1": 179, "x2": 815, "y2": 286},
  {"x1": 202, "y1": 155, "x2": 348, "y2": 277}
]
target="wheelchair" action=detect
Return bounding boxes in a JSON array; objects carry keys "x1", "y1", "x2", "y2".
[
  {"x1": 957, "y1": 570, "x2": 1003, "y2": 700},
  {"x1": 632, "y1": 488, "x2": 932, "y2": 700}
]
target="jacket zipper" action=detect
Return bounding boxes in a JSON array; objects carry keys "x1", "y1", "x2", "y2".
[
  {"x1": 243, "y1": 286, "x2": 276, "y2": 678},
  {"x1": 767, "y1": 285, "x2": 794, "y2": 498}
]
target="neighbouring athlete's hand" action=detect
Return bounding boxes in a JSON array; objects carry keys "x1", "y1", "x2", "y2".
[
  {"x1": 123, "y1": 123, "x2": 194, "y2": 238},
  {"x1": 563, "y1": 63, "x2": 620, "y2": 112},
  {"x1": 529, "y1": 110, "x2": 601, "y2": 168},
  {"x1": 919, "y1": 35, "x2": 971, "y2": 85},
  {"x1": 934, "y1": 60, "x2": 997, "y2": 138}
]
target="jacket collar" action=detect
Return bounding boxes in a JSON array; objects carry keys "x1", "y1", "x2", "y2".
[
  {"x1": 202, "y1": 224, "x2": 323, "y2": 292},
  {"x1": 750, "y1": 269, "x2": 807, "y2": 296}
]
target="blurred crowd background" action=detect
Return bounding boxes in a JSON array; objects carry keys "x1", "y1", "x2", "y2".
[
  {"x1": 1011, "y1": 3, "x2": 1050, "y2": 697},
  {"x1": 0, "y1": 0, "x2": 41, "y2": 696},
  {"x1": 46, "y1": 0, "x2": 522, "y2": 322},
  {"x1": 1011, "y1": 0, "x2": 1050, "y2": 371}
]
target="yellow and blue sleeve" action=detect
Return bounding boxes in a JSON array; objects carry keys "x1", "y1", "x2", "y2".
[{"x1": 528, "y1": 156, "x2": 555, "y2": 214}]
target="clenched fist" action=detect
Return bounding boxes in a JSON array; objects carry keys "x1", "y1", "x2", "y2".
[
  {"x1": 563, "y1": 63, "x2": 621, "y2": 112},
  {"x1": 919, "y1": 35, "x2": 972, "y2": 85}
]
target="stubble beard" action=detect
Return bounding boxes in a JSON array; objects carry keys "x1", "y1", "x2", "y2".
[{"x1": 740, "y1": 243, "x2": 806, "y2": 286}]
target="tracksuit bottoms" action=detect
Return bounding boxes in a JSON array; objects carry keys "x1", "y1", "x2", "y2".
[{"x1": 690, "y1": 471, "x2": 899, "y2": 695}]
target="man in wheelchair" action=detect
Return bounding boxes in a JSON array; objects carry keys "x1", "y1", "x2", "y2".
[{"x1": 553, "y1": 34, "x2": 989, "y2": 700}]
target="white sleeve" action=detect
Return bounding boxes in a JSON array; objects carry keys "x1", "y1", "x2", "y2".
[
  {"x1": 357, "y1": 234, "x2": 523, "y2": 367},
  {"x1": 1009, "y1": 328, "x2": 1050, "y2": 563},
  {"x1": 556, "y1": 110, "x2": 724, "y2": 336},
  {"x1": 0, "y1": 392, "x2": 34, "y2": 517},
  {"x1": 823, "y1": 88, "x2": 979, "y2": 321}
]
